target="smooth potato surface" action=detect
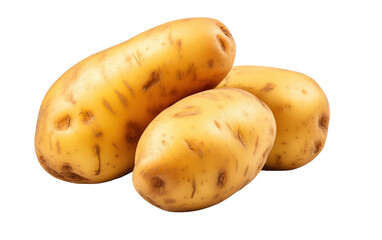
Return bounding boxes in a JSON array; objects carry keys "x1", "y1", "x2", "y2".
[
  {"x1": 133, "y1": 88, "x2": 276, "y2": 211},
  {"x1": 35, "y1": 18, "x2": 236, "y2": 183},
  {"x1": 217, "y1": 66, "x2": 329, "y2": 170}
]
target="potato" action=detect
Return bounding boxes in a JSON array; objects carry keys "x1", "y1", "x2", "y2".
[
  {"x1": 35, "y1": 18, "x2": 236, "y2": 183},
  {"x1": 217, "y1": 66, "x2": 329, "y2": 170},
  {"x1": 132, "y1": 88, "x2": 276, "y2": 211}
]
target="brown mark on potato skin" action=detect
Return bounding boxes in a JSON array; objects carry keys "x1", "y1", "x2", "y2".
[
  {"x1": 54, "y1": 114, "x2": 71, "y2": 130},
  {"x1": 126, "y1": 121, "x2": 142, "y2": 144},
  {"x1": 301, "y1": 89, "x2": 308, "y2": 94},
  {"x1": 199, "y1": 92, "x2": 218, "y2": 100},
  {"x1": 177, "y1": 39, "x2": 182, "y2": 52},
  {"x1": 94, "y1": 144, "x2": 101, "y2": 175},
  {"x1": 214, "y1": 120, "x2": 221, "y2": 130},
  {"x1": 122, "y1": 80, "x2": 135, "y2": 97},
  {"x1": 143, "y1": 70, "x2": 160, "y2": 91},
  {"x1": 244, "y1": 166, "x2": 249, "y2": 176},
  {"x1": 236, "y1": 129, "x2": 246, "y2": 148},
  {"x1": 217, "y1": 35, "x2": 227, "y2": 52},
  {"x1": 313, "y1": 140, "x2": 322, "y2": 155},
  {"x1": 216, "y1": 22, "x2": 232, "y2": 38},
  {"x1": 172, "y1": 106, "x2": 200, "y2": 118},
  {"x1": 261, "y1": 82, "x2": 276, "y2": 92},
  {"x1": 263, "y1": 146, "x2": 272, "y2": 159},
  {"x1": 208, "y1": 59, "x2": 214, "y2": 68},
  {"x1": 151, "y1": 176, "x2": 165, "y2": 195},
  {"x1": 319, "y1": 114, "x2": 329, "y2": 132},
  {"x1": 191, "y1": 178, "x2": 196, "y2": 199},
  {"x1": 275, "y1": 155, "x2": 282, "y2": 166},
  {"x1": 38, "y1": 155, "x2": 89, "y2": 183},
  {"x1": 61, "y1": 163, "x2": 72, "y2": 172},
  {"x1": 132, "y1": 50, "x2": 143, "y2": 66},
  {"x1": 217, "y1": 170, "x2": 227, "y2": 188},
  {"x1": 80, "y1": 110, "x2": 94, "y2": 124},
  {"x1": 102, "y1": 99, "x2": 116, "y2": 115},
  {"x1": 253, "y1": 136, "x2": 259, "y2": 155},
  {"x1": 184, "y1": 139, "x2": 203, "y2": 158},
  {"x1": 114, "y1": 90, "x2": 128, "y2": 107}
]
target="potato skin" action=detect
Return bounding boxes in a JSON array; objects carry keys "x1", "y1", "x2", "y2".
[
  {"x1": 35, "y1": 18, "x2": 236, "y2": 183},
  {"x1": 132, "y1": 88, "x2": 276, "y2": 212},
  {"x1": 217, "y1": 66, "x2": 329, "y2": 170}
]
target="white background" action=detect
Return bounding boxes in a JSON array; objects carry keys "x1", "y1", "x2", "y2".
[{"x1": 1, "y1": 0, "x2": 381, "y2": 239}]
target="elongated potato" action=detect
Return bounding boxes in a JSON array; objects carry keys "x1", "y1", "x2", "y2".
[
  {"x1": 217, "y1": 66, "x2": 329, "y2": 170},
  {"x1": 35, "y1": 18, "x2": 236, "y2": 183},
  {"x1": 133, "y1": 88, "x2": 276, "y2": 211}
]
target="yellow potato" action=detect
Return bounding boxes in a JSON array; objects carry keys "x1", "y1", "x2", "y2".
[
  {"x1": 35, "y1": 18, "x2": 236, "y2": 183},
  {"x1": 133, "y1": 88, "x2": 276, "y2": 211},
  {"x1": 217, "y1": 66, "x2": 329, "y2": 170}
]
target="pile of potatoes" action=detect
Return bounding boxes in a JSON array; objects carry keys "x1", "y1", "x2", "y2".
[{"x1": 35, "y1": 18, "x2": 329, "y2": 212}]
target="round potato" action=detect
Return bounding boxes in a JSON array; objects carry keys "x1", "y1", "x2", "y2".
[
  {"x1": 35, "y1": 18, "x2": 236, "y2": 183},
  {"x1": 133, "y1": 88, "x2": 276, "y2": 212},
  {"x1": 217, "y1": 66, "x2": 329, "y2": 170}
]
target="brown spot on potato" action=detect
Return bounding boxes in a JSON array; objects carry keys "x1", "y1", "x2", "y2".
[
  {"x1": 217, "y1": 35, "x2": 227, "y2": 52},
  {"x1": 253, "y1": 136, "x2": 259, "y2": 155},
  {"x1": 38, "y1": 155, "x2": 89, "y2": 183},
  {"x1": 319, "y1": 114, "x2": 329, "y2": 132},
  {"x1": 301, "y1": 89, "x2": 307, "y2": 94},
  {"x1": 102, "y1": 99, "x2": 116, "y2": 115},
  {"x1": 236, "y1": 129, "x2": 246, "y2": 148},
  {"x1": 261, "y1": 82, "x2": 276, "y2": 92},
  {"x1": 122, "y1": 80, "x2": 135, "y2": 97},
  {"x1": 126, "y1": 121, "x2": 142, "y2": 143},
  {"x1": 214, "y1": 120, "x2": 221, "y2": 130},
  {"x1": 216, "y1": 22, "x2": 232, "y2": 38},
  {"x1": 80, "y1": 110, "x2": 94, "y2": 124},
  {"x1": 54, "y1": 114, "x2": 71, "y2": 130},
  {"x1": 208, "y1": 59, "x2": 214, "y2": 68},
  {"x1": 184, "y1": 139, "x2": 203, "y2": 158},
  {"x1": 132, "y1": 50, "x2": 143, "y2": 66},
  {"x1": 151, "y1": 176, "x2": 165, "y2": 195},
  {"x1": 217, "y1": 170, "x2": 227, "y2": 188},
  {"x1": 114, "y1": 90, "x2": 128, "y2": 107},
  {"x1": 94, "y1": 131, "x2": 103, "y2": 138},
  {"x1": 94, "y1": 144, "x2": 101, "y2": 175},
  {"x1": 143, "y1": 70, "x2": 160, "y2": 91},
  {"x1": 61, "y1": 163, "x2": 72, "y2": 172},
  {"x1": 191, "y1": 178, "x2": 196, "y2": 199},
  {"x1": 177, "y1": 39, "x2": 182, "y2": 52},
  {"x1": 275, "y1": 155, "x2": 282, "y2": 166},
  {"x1": 313, "y1": 140, "x2": 322, "y2": 154},
  {"x1": 172, "y1": 106, "x2": 200, "y2": 118},
  {"x1": 244, "y1": 166, "x2": 249, "y2": 176}
]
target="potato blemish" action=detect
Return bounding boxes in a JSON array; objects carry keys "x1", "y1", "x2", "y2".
[
  {"x1": 261, "y1": 82, "x2": 276, "y2": 92},
  {"x1": 143, "y1": 70, "x2": 160, "y2": 91},
  {"x1": 102, "y1": 99, "x2": 116, "y2": 115},
  {"x1": 275, "y1": 155, "x2": 282, "y2": 166},
  {"x1": 184, "y1": 139, "x2": 203, "y2": 157},
  {"x1": 80, "y1": 110, "x2": 94, "y2": 124},
  {"x1": 217, "y1": 170, "x2": 227, "y2": 188},
  {"x1": 214, "y1": 120, "x2": 221, "y2": 130},
  {"x1": 114, "y1": 90, "x2": 128, "y2": 107},
  {"x1": 191, "y1": 178, "x2": 196, "y2": 199},
  {"x1": 236, "y1": 129, "x2": 246, "y2": 148},
  {"x1": 313, "y1": 140, "x2": 322, "y2": 154},
  {"x1": 151, "y1": 176, "x2": 165, "y2": 194},
  {"x1": 217, "y1": 35, "x2": 227, "y2": 52},
  {"x1": 94, "y1": 144, "x2": 101, "y2": 175},
  {"x1": 216, "y1": 22, "x2": 232, "y2": 38},
  {"x1": 122, "y1": 80, "x2": 135, "y2": 97},
  {"x1": 208, "y1": 59, "x2": 214, "y2": 68},
  {"x1": 172, "y1": 106, "x2": 200, "y2": 118},
  {"x1": 54, "y1": 114, "x2": 71, "y2": 130},
  {"x1": 319, "y1": 114, "x2": 329, "y2": 132}
]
